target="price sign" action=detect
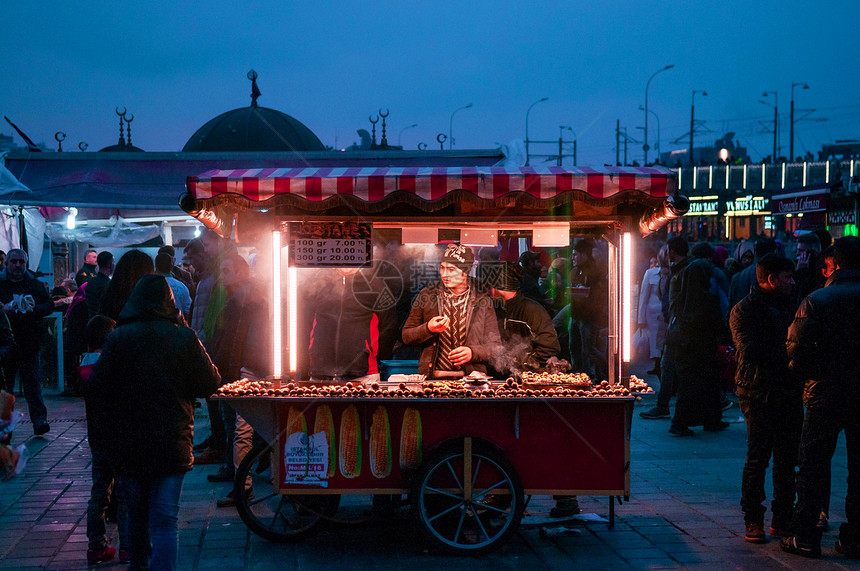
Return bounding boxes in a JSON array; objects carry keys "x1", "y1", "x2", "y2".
[{"x1": 287, "y1": 222, "x2": 372, "y2": 268}]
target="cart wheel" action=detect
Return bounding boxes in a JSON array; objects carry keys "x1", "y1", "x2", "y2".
[
  {"x1": 411, "y1": 439, "x2": 524, "y2": 555},
  {"x1": 234, "y1": 441, "x2": 340, "y2": 543}
]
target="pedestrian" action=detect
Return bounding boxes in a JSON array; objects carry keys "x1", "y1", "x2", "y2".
[
  {"x1": 729, "y1": 238, "x2": 776, "y2": 309},
  {"x1": 568, "y1": 238, "x2": 607, "y2": 381},
  {"x1": 97, "y1": 250, "x2": 154, "y2": 322},
  {"x1": 75, "y1": 249, "x2": 98, "y2": 287},
  {"x1": 155, "y1": 253, "x2": 191, "y2": 319},
  {"x1": 157, "y1": 245, "x2": 196, "y2": 299},
  {"x1": 87, "y1": 275, "x2": 220, "y2": 570},
  {"x1": 640, "y1": 237, "x2": 690, "y2": 421},
  {"x1": 729, "y1": 253, "x2": 802, "y2": 544},
  {"x1": 667, "y1": 248, "x2": 727, "y2": 436},
  {"x1": 793, "y1": 233, "x2": 824, "y2": 306},
  {"x1": 81, "y1": 314, "x2": 131, "y2": 565},
  {"x1": 85, "y1": 251, "x2": 114, "y2": 320},
  {"x1": 781, "y1": 236, "x2": 860, "y2": 559},
  {"x1": 207, "y1": 253, "x2": 271, "y2": 507},
  {"x1": 0, "y1": 249, "x2": 53, "y2": 435},
  {"x1": 403, "y1": 244, "x2": 502, "y2": 378},
  {"x1": 637, "y1": 244, "x2": 669, "y2": 378}
]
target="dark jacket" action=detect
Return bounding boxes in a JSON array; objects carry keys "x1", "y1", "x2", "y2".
[
  {"x1": 730, "y1": 284, "x2": 800, "y2": 399},
  {"x1": 0, "y1": 274, "x2": 54, "y2": 350},
  {"x1": 787, "y1": 269, "x2": 860, "y2": 408},
  {"x1": 402, "y1": 280, "x2": 502, "y2": 376},
  {"x1": 500, "y1": 292, "x2": 560, "y2": 371},
  {"x1": 86, "y1": 275, "x2": 220, "y2": 477},
  {"x1": 210, "y1": 282, "x2": 270, "y2": 384},
  {"x1": 729, "y1": 263, "x2": 757, "y2": 309},
  {"x1": 85, "y1": 273, "x2": 110, "y2": 320},
  {"x1": 298, "y1": 268, "x2": 398, "y2": 379},
  {"x1": 75, "y1": 263, "x2": 97, "y2": 288},
  {"x1": 570, "y1": 258, "x2": 606, "y2": 325}
]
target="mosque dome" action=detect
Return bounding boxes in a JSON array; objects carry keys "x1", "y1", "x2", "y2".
[{"x1": 182, "y1": 71, "x2": 325, "y2": 153}]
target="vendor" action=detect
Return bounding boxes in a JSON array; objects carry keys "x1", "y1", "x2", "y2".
[
  {"x1": 489, "y1": 262, "x2": 560, "y2": 373},
  {"x1": 402, "y1": 244, "x2": 501, "y2": 378}
]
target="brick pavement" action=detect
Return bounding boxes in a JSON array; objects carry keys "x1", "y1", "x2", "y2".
[{"x1": 0, "y1": 364, "x2": 855, "y2": 570}]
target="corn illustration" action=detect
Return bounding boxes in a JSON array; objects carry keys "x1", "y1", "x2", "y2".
[
  {"x1": 399, "y1": 408, "x2": 423, "y2": 470},
  {"x1": 286, "y1": 406, "x2": 307, "y2": 437},
  {"x1": 339, "y1": 404, "x2": 362, "y2": 479},
  {"x1": 369, "y1": 406, "x2": 392, "y2": 478},
  {"x1": 313, "y1": 405, "x2": 336, "y2": 478}
]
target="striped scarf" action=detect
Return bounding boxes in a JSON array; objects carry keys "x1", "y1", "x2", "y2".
[{"x1": 437, "y1": 288, "x2": 469, "y2": 371}]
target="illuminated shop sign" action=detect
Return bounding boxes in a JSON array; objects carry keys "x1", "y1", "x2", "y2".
[
  {"x1": 684, "y1": 195, "x2": 719, "y2": 216},
  {"x1": 724, "y1": 195, "x2": 769, "y2": 217},
  {"x1": 770, "y1": 190, "x2": 828, "y2": 215},
  {"x1": 829, "y1": 208, "x2": 856, "y2": 225}
]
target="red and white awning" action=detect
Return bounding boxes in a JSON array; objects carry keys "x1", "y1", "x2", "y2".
[{"x1": 186, "y1": 166, "x2": 674, "y2": 203}]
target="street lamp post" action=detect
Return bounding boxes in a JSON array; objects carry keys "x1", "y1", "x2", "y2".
[
  {"x1": 690, "y1": 90, "x2": 707, "y2": 165},
  {"x1": 398, "y1": 123, "x2": 418, "y2": 147},
  {"x1": 448, "y1": 104, "x2": 472, "y2": 150},
  {"x1": 525, "y1": 97, "x2": 549, "y2": 166},
  {"x1": 638, "y1": 106, "x2": 660, "y2": 163},
  {"x1": 790, "y1": 82, "x2": 809, "y2": 161},
  {"x1": 644, "y1": 64, "x2": 674, "y2": 165},
  {"x1": 760, "y1": 91, "x2": 779, "y2": 160}
]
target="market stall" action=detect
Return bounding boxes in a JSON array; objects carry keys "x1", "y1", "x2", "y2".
[{"x1": 181, "y1": 165, "x2": 683, "y2": 554}]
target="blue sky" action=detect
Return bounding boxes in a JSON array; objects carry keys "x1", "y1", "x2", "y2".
[{"x1": 2, "y1": 0, "x2": 858, "y2": 165}]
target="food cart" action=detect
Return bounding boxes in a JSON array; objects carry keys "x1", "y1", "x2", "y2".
[{"x1": 180, "y1": 165, "x2": 684, "y2": 554}]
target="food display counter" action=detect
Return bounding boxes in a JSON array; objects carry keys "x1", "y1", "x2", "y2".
[{"x1": 181, "y1": 165, "x2": 682, "y2": 553}]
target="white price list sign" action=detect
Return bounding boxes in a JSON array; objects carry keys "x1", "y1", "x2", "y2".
[{"x1": 292, "y1": 238, "x2": 368, "y2": 267}]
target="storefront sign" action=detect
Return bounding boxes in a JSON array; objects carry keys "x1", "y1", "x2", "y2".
[
  {"x1": 684, "y1": 195, "x2": 719, "y2": 216},
  {"x1": 829, "y1": 208, "x2": 856, "y2": 225},
  {"x1": 287, "y1": 221, "x2": 372, "y2": 267},
  {"x1": 724, "y1": 195, "x2": 769, "y2": 216},
  {"x1": 770, "y1": 190, "x2": 828, "y2": 215}
]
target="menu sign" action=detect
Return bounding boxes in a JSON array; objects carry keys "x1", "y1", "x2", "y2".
[{"x1": 287, "y1": 222, "x2": 372, "y2": 267}]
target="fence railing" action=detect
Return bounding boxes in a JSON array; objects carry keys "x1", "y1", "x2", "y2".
[{"x1": 675, "y1": 160, "x2": 857, "y2": 194}]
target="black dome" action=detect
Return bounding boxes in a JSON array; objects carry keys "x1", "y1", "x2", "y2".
[{"x1": 182, "y1": 105, "x2": 325, "y2": 152}]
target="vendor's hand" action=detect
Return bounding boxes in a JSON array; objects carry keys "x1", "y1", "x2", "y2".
[
  {"x1": 428, "y1": 315, "x2": 450, "y2": 334},
  {"x1": 448, "y1": 346, "x2": 472, "y2": 367}
]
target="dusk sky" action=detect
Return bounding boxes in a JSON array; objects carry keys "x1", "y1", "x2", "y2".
[{"x1": 2, "y1": 1, "x2": 858, "y2": 166}]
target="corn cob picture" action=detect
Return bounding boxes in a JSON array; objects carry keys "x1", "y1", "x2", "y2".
[
  {"x1": 313, "y1": 405, "x2": 336, "y2": 479},
  {"x1": 339, "y1": 404, "x2": 362, "y2": 479},
  {"x1": 369, "y1": 406, "x2": 392, "y2": 478},
  {"x1": 399, "y1": 407, "x2": 423, "y2": 470},
  {"x1": 286, "y1": 406, "x2": 307, "y2": 437}
]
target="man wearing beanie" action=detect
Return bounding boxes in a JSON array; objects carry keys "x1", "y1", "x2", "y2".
[
  {"x1": 489, "y1": 262, "x2": 560, "y2": 372},
  {"x1": 403, "y1": 244, "x2": 502, "y2": 378}
]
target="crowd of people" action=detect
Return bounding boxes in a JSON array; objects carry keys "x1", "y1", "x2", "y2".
[
  {"x1": 635, "y1": 230, "x2": 860, "y2": 560},
  {"x1": 0, "y1": 224, "x2": 858, "y2": 565}
]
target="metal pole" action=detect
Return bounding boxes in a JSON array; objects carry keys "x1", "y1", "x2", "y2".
[
  {"x1": 398, "y1": 123, "x2": 417, "y2": 147},
  {"x1": 644, "y1": 64, "x2": 674, "y2": 165},
  {"x1": 790, "y1": 82, "x2": 809, "y2": 161},
  {"x1": 449, "y1": 104, "x2": 472, "y2": 150},
  {"x1": 616, "y1": 120, "x2": 620, "y2": 166},
  {"x1": 690, "y1": 90, "x2": 707, "y2": 166},
  {"x1": 525, "y1": 97, "x2": 549, "y2": 166}
]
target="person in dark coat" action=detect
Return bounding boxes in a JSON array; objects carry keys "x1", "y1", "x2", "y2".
[
  {"x1": 97, "y1": 250, "x2": 153, "y2": 322},
  {"x1": 729, "y1": 254, "x2": 802, "y2": 543},
  {"x1": 0, "y1": 249, "x2": 54, "y2": 434},
  {"x1": 75, "y1": 249, "x2": 98, "y2": 288},
  {"x1": 793, "y1": 233, "x2": 825, "y2": 308},
  {"x1": 403, "y1": 244, "x2": 502, "y2": 378},
  {"x1": 730, "y1": 238, "x2": 777, "y2": 309},
  {"x1": 87, "y1": 275, "x2": 220, "y2": 570},
  {"x1": 85, "y1": 251, "x2": 114, "y2": 320},
  {"x1": 666, "y1": 254, "x2": 727, "y2": 436},
  {"x1": 299, "y1": 263, "x2": 399, "y2": 380},
  {"x1": 568, "y1": 238, "x2": 607, "y2": 381},
  {"x1": 781, "y1": 236, "x2": 860, "y2": 559},
  {"x1": 488, "y1": 262, "x2": 560, "y2": 373}
]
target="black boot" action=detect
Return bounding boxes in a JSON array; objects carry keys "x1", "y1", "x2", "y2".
[{"x1": 646, "y1": 357, "x2": 661, "y2": 377}]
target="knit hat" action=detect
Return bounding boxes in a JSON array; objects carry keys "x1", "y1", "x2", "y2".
[
  {"x1": 494, "y1": 262, "x2": 524, "y2": 292},
  {"x1": 441, "y1": 244, "x2": 475, "y2": 274}
]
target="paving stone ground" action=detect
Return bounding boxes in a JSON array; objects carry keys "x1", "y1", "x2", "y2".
[{"x1": 0, "y1": 359, "x2": 854, "y2": 570}]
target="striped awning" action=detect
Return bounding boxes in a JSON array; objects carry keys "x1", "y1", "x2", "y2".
[{"x1": 186, "y1": 165, "x2": 674, "y2": 203}]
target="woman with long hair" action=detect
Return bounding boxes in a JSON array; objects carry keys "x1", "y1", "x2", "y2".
[
  {"x1": 97, "y1": 250, "x2": 154, "y2": 321},
  {"x1": 637, "y1": 244, "x2": 670, "y2": 377}
]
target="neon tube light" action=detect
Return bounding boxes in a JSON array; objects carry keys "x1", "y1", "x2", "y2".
[
  {"x1": 622, "y1": 232, "x2": 633, "y2": 363},
  {"x1": 272, "y1": 231, "x2": 282, "y2": 379},
  {"x1": 289, "y1": 265, "x2": 297, "y2": 374}
]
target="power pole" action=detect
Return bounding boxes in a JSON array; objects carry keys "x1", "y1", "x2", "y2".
[{"x1": 616, "y1": 120, "x2": 620, "y2": 166}]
